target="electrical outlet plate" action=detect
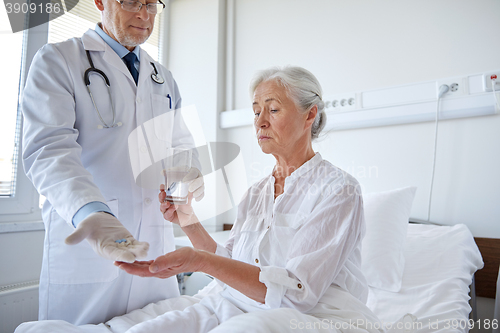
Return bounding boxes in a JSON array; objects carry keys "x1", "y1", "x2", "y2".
[
  {"x1": 436, "y1": 78, "x2": 465, "y2": 98},
  {"x1": 483, "y1": 72, "x2": 500, "y2": 92},
  {"x1": 324, "y1": 94, "x2": 357, "y2": 112}
]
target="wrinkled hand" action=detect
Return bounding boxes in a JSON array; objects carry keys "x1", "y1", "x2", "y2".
[
  {"x1": 115, "y1": 247, "x2": 204, "y2": 279},
  {"x1": 183, "y1": 167, "x2": 204, "y2": 201},
  {"x1": 159, "y1": 186, "x2": 198, "y2": 227},
  {"x1": 65, "y1": 212, "x2": 149, "y2": 263}
]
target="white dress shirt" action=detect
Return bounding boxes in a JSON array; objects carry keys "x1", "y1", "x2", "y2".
[{"x1": 216, "y1": 153, "x2": 370, "y2": 314}]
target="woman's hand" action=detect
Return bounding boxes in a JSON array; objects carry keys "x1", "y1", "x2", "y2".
[
  {"x1": 159, "y1": 185, "x2": 216, "y2": 253},
  {"x1": 117, "y1": 247, "x2": 266, "y2": 303},
  {"x1": 115, "y1": 247, "x2": 206, "y2": 279},
  {"x1": 159, "y1": 185, "x2": 198, "y2": 227}
]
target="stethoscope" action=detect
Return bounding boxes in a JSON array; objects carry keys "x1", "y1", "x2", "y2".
[{"x1": 84, "y1": 50, "x2": 167, "y2": 129}]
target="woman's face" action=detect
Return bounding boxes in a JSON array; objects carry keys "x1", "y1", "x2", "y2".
[{"x1": 252, "y1": 80, "x2": 312, "y2": 157}]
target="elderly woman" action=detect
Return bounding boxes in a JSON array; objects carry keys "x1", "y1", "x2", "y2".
[{"x1": 16, "y1": 66, "x2": 382, "y2": 333}]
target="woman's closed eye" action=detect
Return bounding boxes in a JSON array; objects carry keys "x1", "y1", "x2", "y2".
[{"x1": 254, "y1": 108, "x2": 278, "y2": 117}]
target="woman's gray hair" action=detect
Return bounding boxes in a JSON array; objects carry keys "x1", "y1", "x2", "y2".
[{"x1": 249, "y1": 66, "x2": 326, "y2": 140}]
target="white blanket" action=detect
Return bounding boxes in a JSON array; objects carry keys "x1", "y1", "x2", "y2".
[{"x1": 17, "y1": 282, "x2": 386, "y2": 333}]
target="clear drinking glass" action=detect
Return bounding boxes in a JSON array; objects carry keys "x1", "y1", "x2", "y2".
[{"x1": 162, "y1": 148, "x2": 192, "y2": 204}]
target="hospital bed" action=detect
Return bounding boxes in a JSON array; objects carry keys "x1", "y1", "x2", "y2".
[
  {"x1": 15, "y1": 187, "x2": 486, "y2": 333},
  {"x1": 182, "y1": 222, "x2": 484, "y2": 333}
]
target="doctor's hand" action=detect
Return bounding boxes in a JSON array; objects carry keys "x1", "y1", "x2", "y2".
[
  {"x1": 115, "y1": 247, "x2": 204, "y2": 279},
  {"x1": 159, "y1": 188, "x2": 198, "y2": 227},
  {"x1": 65, "y1": 212, "x2": 149, "y2": 263}
]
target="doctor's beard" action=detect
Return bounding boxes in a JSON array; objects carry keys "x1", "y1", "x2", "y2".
[
  {"x1": 116, "y1": 32, "x2": 148, "y2": 48},
  {"x1": 101, "y1": 15, "x2": 152, "y2": 49}
]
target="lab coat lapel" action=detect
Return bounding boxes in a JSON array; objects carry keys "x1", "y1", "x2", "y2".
[
  {"x1": 102, "y1": 47, "x2": 136, "y2": 85},
  {"x1": 82, "y1": 29, "x2": 136, "y2": 85},
  {"x1": 81, "y1": 29, "x2": 106, "y2": 52},
  {"x1": 138, "y1": 48, "x2": 151, "y2": 87}
]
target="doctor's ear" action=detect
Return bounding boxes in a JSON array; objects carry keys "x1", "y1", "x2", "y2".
[{"x1": 95, "y1": 0, "x2": 105, "y2": 11}]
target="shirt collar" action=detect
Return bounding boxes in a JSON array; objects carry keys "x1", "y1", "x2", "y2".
[
  {"x1": 270, "y1": 152, "x2": 323, "y2": 185},
  {"x1": 95, "y1": 23, "x2": 141, "y2": 61},
  {"x1": 287, "y1": 152, "x2": 323, "y2": 181}
]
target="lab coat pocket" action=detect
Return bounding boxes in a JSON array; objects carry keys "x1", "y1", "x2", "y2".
[
  {"x1": 48, "y1": 208, "x2": 119, "y2": 285},
  {"x1": 143, "y1": 94, "x2": 174, "y2": 165},
  {"x1": 151, "y1": 94, "x2": 174, "y2": 142}
]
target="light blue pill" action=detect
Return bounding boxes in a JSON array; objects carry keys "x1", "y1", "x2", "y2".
[{"x1": 115, "y1": 238, "x2": 127, "y2": 244}]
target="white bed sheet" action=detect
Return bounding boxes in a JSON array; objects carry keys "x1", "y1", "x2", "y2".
[{"x1": 367, "y1": 223, "x2": 484, "y2": 333}]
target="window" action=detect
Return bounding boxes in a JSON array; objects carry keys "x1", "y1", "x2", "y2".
[
  {"x1": 0, "y1": 5, "x2": 42, "y2": 223},
  {"x1": 0, "y1": 6, "x2": 24, "y2": 198}
]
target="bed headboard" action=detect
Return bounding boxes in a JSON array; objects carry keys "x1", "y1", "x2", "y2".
[{"x1": 474, "y1": 237, "x2": 500, "y2": 299}]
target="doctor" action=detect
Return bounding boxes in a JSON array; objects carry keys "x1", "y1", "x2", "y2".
[{"x1": 21, "y1": 0, "x2": 204, "y2": 326}]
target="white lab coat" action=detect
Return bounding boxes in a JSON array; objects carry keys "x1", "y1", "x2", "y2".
[{"x1": 22, "y1": 29, "x2": 195, "y2": 325}]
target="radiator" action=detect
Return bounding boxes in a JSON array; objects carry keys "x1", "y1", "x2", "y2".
[{"x1": 0, "y1": 281, "x2": 38, "y2": 333}]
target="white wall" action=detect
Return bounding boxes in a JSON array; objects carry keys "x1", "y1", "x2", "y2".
[
  {"x1": 213, "y1": 0, "x2": 500, "y2": 238},
  {"x1": 0, "y1": 230, "x2": 43, "y2": 286},
  {"x1": 168, "y1": 0, "x2": 220, "y2": 133},
  {"x1": 167, "y1": 0, "x2": 225, "y2": 232}
]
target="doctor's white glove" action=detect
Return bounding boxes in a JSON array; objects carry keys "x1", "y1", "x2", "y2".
[
  {"x1": 65, "y1": 212, "x2": 149, "y2": 263},
  {"x1": 183, "y1": 167, "x2": 204, "y2": 201}
]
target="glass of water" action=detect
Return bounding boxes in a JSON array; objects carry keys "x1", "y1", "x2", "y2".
[{"x1": 162, "y1": 148, "x2": 192, "y2": 205}]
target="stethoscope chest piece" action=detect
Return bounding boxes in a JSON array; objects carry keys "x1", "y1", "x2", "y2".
[
  {"x1": 150, "y1": 62, "x2": 165, "y2": 84},
  {"x1": 151, "y1": 73, "x2": 165, "y2": 84}
]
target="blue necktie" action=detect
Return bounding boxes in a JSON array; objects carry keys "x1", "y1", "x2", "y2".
[{"x1": 123, "y1": 52, "x2": 139, "y2": 84}]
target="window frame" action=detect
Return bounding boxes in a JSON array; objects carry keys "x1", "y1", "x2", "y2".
[{"x1": 0, "y1": 19, "x2": 48, "y2": 224}]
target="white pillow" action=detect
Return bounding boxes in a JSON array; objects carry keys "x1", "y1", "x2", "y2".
[{"x1": 361, "y1": 186, "x2": 417, "y2": 292}]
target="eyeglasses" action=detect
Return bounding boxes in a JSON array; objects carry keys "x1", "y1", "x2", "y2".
[{"x1": 116, "y1": 0, "x2": 165, "y2": 15}]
